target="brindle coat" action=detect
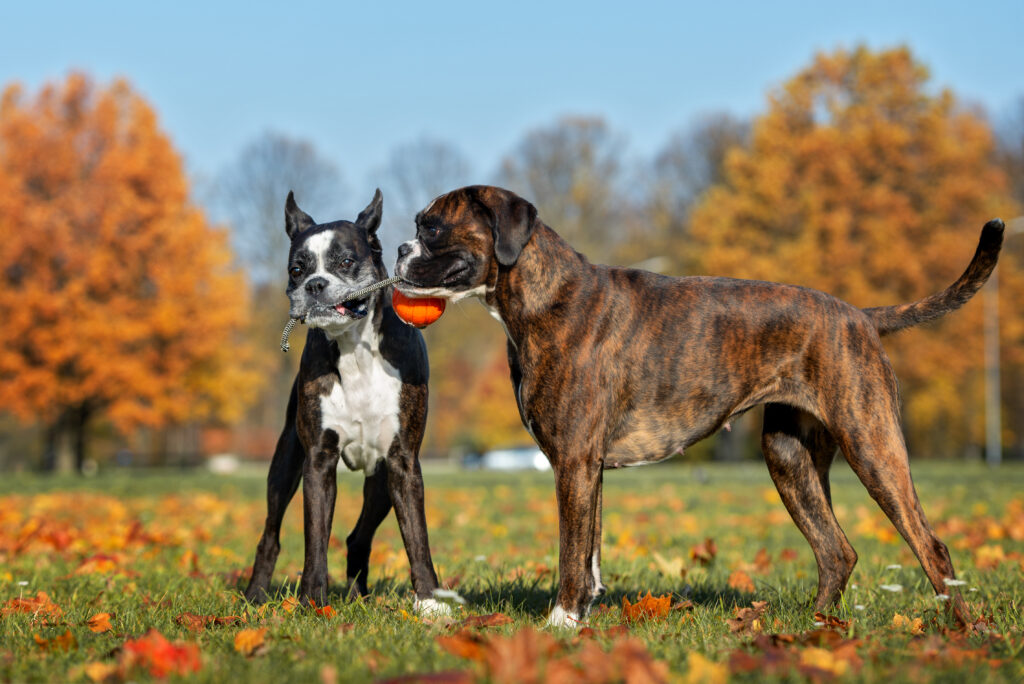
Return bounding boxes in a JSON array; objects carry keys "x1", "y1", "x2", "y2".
[{"x1": 395, "y1": 185, "x2": 1003, "y2": 627}]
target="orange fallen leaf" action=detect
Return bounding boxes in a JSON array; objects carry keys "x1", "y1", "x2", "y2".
[
  {"x1": 579, "y1": 625, "x2": 630, "y2": 640},
  {"x1": 728, "y1": 570, "x2": 756, "y2": 593},
  {"x1": 74, "y1": 554, "x2": 120, "y2": 576},
  {"x1": 779, "y1": 548, "x2": 799, "y2": 562},
  {"x1": 174, "y1": 613, "x2": 243, "y2": 631},
  {"x1": 458, "y1": 613, "x2": 513, "y2": 629},
  {"x1": 892, "y1": 613, "x2": 925, "y2": 635},
  {"x1": 281, "y1": 596, "x2": 300, "y2": 613},
  {"x1": 121, "y1": 629, "x2": 201, "y2": 678},
  {"x1": 753, "y1": 548, "x2": 772, "y2": 574},
  {"x1": 2, "y1": 591, "x2": 63, "y2": 621},
  {"x1": 621, "y1": 592, "x2": 672, "y2": 623},
  {"x1": 234, "y1": 627, "x2": 268, "y2": 656},
  {"x1": 436, "y1": 630, "x2": 488, "y2": 661},
  {"x1": 34, "y1": 629, "x2": 77, "y2": 652},
  {"x1": 86, "y1": 612, "x2": 113, "y2": 634}
]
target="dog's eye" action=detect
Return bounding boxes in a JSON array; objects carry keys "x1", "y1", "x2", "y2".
[
  {"x1": 289, "y1": 265, "x2": 302, "y2": 277},
  {"x1": 341, "y1": 258, "x2": 354, "y2": 268}
]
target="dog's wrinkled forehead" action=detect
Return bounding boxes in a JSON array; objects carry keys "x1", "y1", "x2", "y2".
[
  {"x1": 415, "y1": 189, "x2": 486, "y2": 233},
  {"x1": 290, "y1": 222, "x2": 370, "y2": 272}
]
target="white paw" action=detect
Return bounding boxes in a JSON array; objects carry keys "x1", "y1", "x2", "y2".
[
  {"x1": 545, "y1": 605, "x2": 581, "y2": 630},
  {"x1": 414, "y1": 597, "x2": 452, "y2": 617}
]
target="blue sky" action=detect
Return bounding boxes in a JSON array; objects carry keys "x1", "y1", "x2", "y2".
[{"x1": 3, "y1": 0, "x2": 1022, "y2": 211}]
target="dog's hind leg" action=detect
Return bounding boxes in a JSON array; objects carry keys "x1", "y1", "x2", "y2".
[
  {"x1": 762, "y1": 403, "x2": 857, "y2": 610},
  {"x1": 832, "y1": 382, "x2": 971, "y2": 625},
  {"x1": 345, "y1": 466, "x2": 392, "y2": 598},
  {"x1": 245, "y1": 423, "x2": 304, "y2": 604}
]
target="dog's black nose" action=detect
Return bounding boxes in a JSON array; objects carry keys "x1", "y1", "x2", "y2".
[
  {"x1": 398, "y1": 243, "x2": 412, "y2": 258},
  {"x1": 305, "y1": 277, "x2": 328, "y2": 296}
]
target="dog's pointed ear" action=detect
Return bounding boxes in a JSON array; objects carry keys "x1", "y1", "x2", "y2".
[
  {"x1": 355, "y1": 188, "x2": 383, "y2": 236},
  {"x1": 284, "y1": 191, "x2": 316, "y2": 239},
  {"x1": 481, "y1": 188, "x2": 537, "y2": 266}
]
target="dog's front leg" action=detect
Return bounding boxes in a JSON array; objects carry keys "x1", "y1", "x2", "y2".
[
  {"x1": 385, "y1": 442, "x2": 442, "y2": 613},
  {"x1": 547, "y1": 454, "x2": 603, "y2": 629},
  {"x1": 299, "y1": 442, "x2": 340, "y2": 607}
]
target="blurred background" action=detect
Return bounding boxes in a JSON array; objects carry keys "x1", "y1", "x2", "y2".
[{"x1": 0, "y1": 1, "x2": 1022, "y2": 473}]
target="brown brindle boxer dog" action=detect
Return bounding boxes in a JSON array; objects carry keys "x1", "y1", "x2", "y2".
[{"x1": 395, "y1": 185, "x2": 1003, "y2": 628}]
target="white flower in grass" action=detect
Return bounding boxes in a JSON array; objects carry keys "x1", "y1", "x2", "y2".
[
  {"x1": 885, "y1": 564, "x2": 902, "y2": 570},
  {"x1": 854, "y1": 604, "x2": 866, "y2": 611},
  {"x1": 969, "y1": 587, "x2": 979, "y2": 592},
  {"x1": 474, "y1": 555, "x2": 487, "y2": 562},
  {"x1": 934, "y1": 594, "x2": 950, "y2": 601},
  {"x1": 850, "y1": 584, "x2": 859, "y2": 590},
  {"x1": 17, "y1": 581, "x2": 28, "y2": 586},
  {"x1": 943, "y1": 578, "x2": 967, "y2": 587},
  {"x1": 880, "y1": 584, "x2": 903, "y2": 592}
]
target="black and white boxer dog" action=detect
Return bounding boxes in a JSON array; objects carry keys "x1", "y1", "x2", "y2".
[
  {"x1": 395, "y1": 184, "x2": 1002, "y2": 628},
  {"x1": 245, "y1": 190, "x2": 446, "y2": 615}
]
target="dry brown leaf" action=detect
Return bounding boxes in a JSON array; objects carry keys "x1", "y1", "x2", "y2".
[{"x1": 86, "y1": 612, "x2": 113, "y2": 634}]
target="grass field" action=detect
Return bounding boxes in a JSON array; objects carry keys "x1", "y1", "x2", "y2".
[{"x1": 0, "y1": 461, "x2": 1021, "y2": 682}]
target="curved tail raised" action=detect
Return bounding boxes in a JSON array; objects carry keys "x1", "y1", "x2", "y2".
[{"x1": 863, "y1": 219, "x2": 1004, "y2": 337}]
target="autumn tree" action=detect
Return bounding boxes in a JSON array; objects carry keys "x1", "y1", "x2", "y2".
[
  {"x1": 499, "y1": 117, "x2": 626, "y2": 263},
  {"x1": 0, "y1": 73, "x2": 263, "y2": 472},
  {"x1": 688, "y1": 46, "x2": 1023, "y2": 457}
]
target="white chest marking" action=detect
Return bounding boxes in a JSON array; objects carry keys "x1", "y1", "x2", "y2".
[{"x1": 319, "y1": 321, "x2": 402, "y2": 474}]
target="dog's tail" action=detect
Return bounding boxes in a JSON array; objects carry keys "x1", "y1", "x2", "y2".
[{"x1": 862, "y1": 218, "x2": 1004, "y2": 337}]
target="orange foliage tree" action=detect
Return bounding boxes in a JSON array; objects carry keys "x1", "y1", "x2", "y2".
[
  {"x1": 0, "y1": 73, "x2": 263, "y2": 472},
  {"x1": 689, "y1": 46, "x2": 1022, "y2": 456}
]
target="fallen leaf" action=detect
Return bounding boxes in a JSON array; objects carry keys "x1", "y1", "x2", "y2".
[
  {"x1": 121, "y1": 630, "x2": 201, "y2": 678},
  {"x1": 685, "y1": 651, "x2": 728, "y2": 684},
  {"x1": 621, "y1": 592, "x2": 672, "y2": 623},
  {"x1": 234, "y1": 627, "x2": 268, "y2": 656},
  {"x1": 726, "y1": 601, "x2": 768, "y2": 635},
  {"x1": 578, "y1": 625, "x2": 630, "y2": 640},
  {"x1": 753, "y1": 548, "x2": 772, "y2": 574},
  {"x1": 82, "y1": 661, "x2": 118, "y2": 683},
  {"x1": 2, "y1": 591, "x2": 63, "y2": 621},
  {"x1": 86, "y1": 612, "x2": 113, "y2": 633},
  {"x1": 458, "y1": 613, "x2": 513, "y2": 629},
  {"x1": 436, "y1": 630, "x2": 488, "y2": 662},
  {"x1": 281, "y1": 596, "x2": 300, "y2": 613},
  {"x1": 728, "y1": 569, "x2": 756, "y2": 593},
  {"x1": 892, "y1": 613, "x2": 925, "y2": 635},
  {"x1": 812, "y1": 612, "x2": 850, "y2": 630},
  {"x1": 689, "y1": 538, "x2": 718, "y2": 565},
  {"x1": 651, "y1": 551, "x2": 687, "y2": 578},
  {"x1": 33, "y1": 629, "x2": 77, "y2": 652}
]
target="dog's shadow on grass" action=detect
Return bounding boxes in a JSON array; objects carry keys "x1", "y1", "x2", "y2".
[{"x1": 224, "y1": 571, "x2": 759, "y2": 616}]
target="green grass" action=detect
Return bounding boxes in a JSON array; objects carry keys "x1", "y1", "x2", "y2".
[{"x1": 0, "y1": 461, "x2": 1022, "y2": 682}]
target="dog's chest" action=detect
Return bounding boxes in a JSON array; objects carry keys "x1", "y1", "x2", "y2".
[{"x1": 318, "y1": 340, "x2": 402, "y2": 474}]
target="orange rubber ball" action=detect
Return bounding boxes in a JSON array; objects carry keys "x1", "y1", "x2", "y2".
[{"x1": 392, "y1": 289, "x2": 446, "y2": 328}]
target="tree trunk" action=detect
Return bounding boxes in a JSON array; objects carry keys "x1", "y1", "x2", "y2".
[
  {"x1": 42, "y1": 412, "x2": 75, "y2": 473},
  {"x1": 40, "y1": 404, "x2": 92, "y2": 474}
]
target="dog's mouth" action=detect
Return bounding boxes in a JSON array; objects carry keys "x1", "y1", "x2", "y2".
[
  {"x1": 304, "y1": 296, "x2": 369, "y2": 322},
  {"x1": 334, "y1": 296, "x2": 369, "y2": 319}
]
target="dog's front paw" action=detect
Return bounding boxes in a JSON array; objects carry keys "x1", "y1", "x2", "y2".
[
  {"x1": 413, "y1": 597, "x2": 453, "y2": 617},
  {"x1": 545, "y1": 605, "x2": 582, "y2": 630}
]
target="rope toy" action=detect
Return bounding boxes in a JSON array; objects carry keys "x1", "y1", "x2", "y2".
[{"x1": 280, "y1": 276, "x2": 402, "y2": 352}]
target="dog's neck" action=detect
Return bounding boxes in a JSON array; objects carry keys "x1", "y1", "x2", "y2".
[{"x1": 486, "y1": 223, "x2": 592, "y2": 346}]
